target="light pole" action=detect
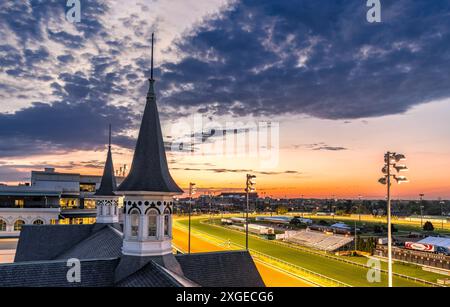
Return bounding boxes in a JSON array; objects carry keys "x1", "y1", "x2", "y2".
[
  {"x1": 188, "y1": 182, "x2": 196, "y2": 254},
  {"x1": 358, "y1": 195, "x2": 363, "y2": 222},
  {"x1": 419, "y1": 194, "x2": 425, "y2": 227},
  {"x1": 245, "y1": 174, "x2": 256, "y2": 251},
  {"x1": 379, "y1": 152, "x2": 409, "y2": 287},
  {"x1": 439, "y1": 198, "x2": 445, "y2": 231}
]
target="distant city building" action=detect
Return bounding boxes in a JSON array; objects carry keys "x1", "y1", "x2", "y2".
[{"x1": 0, "y1": 167, "x2": 125, "y2": 235}]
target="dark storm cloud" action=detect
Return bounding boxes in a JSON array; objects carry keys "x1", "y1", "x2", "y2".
[
  {"x1": 313, "y1": 146, "x2": 347, "y2": 151},
  {"x1": 293, "y1": 143, "x2": 348, "y2": 151},
  {"x1": 172, "y1": 167, "x2": 300, "y2": 176},
  {"x1": 1, "y1": 0, "x2": 449, "y2": 161},
  {"x1": 157, "y1": 0, "x2": 450, "y2": 119},
  {"x1": 0, "y1": 100, "x2": 135, "y2": 157}
]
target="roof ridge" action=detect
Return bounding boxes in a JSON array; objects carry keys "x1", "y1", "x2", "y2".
[
  {"x1": 52, "y1": 225, "x2": 122, "y2": 260},
  {"x1": 1, "y1": 257, "x2": 120, "y2": 267}
]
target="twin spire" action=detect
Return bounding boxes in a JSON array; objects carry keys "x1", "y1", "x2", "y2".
[
  {"x1": 117, "y1": 33, "x2": 182, "y2": 193},
  {"x1": 95, "y1": 124, "x2": 117, "y2": 196},
  {"x1": 96, "y1": 33, "x2": 182, "y2": 194}
]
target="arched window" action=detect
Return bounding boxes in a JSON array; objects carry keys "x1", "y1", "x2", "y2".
[
  {"x1": 130, "y1": 209, "x2": 139, "y2": 237},
  {"x1": 0, "y1": 219, "x2": 6, "y2": 231},
  {"x1": 33, "y1": 219, "x2": 44, "y2": 225},
  {"x1": 148, "y1": 209, "x2": 158, "y2": 237},
  {"x1": 164, "y1": 214, "x2": 170, "y2": 237},
  {"x1": 14, "y1": 220, "x2": 25, "y2": 231}
]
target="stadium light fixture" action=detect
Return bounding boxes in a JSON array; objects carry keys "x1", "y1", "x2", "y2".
[
  {"x1": 394, "y1": 154, "x2": 406, "y2": 162},
  {"x1": 394, "y1": 175, "x2": 409, "y2": 184},
  {"x1": 393, "y1": 165, "x2": 408, "y2": 172},
  {"x1": 379, "y1": 151, "x2": 409, "y2": 287},
  {"x1": 378, "y1": 177, "x2": 387, "y2": 185}
]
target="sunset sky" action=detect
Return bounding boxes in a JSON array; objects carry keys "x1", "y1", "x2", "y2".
[{"x1": 1, "y1": 0, "x2": 449, "y2": 199}]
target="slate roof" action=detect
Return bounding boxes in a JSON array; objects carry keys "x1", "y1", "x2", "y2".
[
  {"x1": 117, "y1": 35, "x2": 182, "y2": 193},
  {"x1": 176, "y1": 250, "x2": 265, "y2": 287},
  {"x1": 116, "y1": 260, "x2": 182, "y2": 287},
  {"x1": 14, "y1": 224, "x2": 95, "y2": 262},
  {"x1": 54, "y1": 225, "x2": 123, "y2": 260},
  {"x1": 0, "y1": 258, "x2": 119, "y2": 287},
  {"x1": 7, "y1": 223, "x2": 264, "y2": 287}
]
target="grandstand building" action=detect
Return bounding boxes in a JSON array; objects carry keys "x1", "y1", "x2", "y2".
[{"x1": 283, "y1": 230, "x2": 354, "y2": 252}]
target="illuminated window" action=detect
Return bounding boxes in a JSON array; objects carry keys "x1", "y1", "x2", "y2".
[
  {"x1": 148, "y1": 209, "x2": 158, "y2": 237},
  {"x1": 14, "y1": 220, "x2": 25, "y2": 231},
  {"x1": 59, "y1": 198, "x2": 79, "y2": 209},
  {"x1": 79, "y1": 183, "x2": 96, "y2": 192},
  {"x1": 33, "y1": 219, "x2": 44, "y2": 225},
  {"x1": 84, "y1": 199, "x2": 96, "y2": 209},
  {"x1": 15, "y1": 199, "x2": 24, "y2": 208},
  {"x1": 0, "y1": 219, "x2": 6, "y2": 231},
  {"x1": 130, "y1": 209, "x2": 139, "y2": 237}
]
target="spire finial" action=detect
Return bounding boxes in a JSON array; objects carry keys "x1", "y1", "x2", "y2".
[
  {"x1": 108, "y1": 124, "x2": 112, "y2": 150},
  {"x1": 150, "y1": 32, "x2": 154, "y2": 81}
]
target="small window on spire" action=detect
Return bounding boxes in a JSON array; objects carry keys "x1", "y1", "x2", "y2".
[{"x1": 130, "y1": 209, "x2": 139, "y2": 237}]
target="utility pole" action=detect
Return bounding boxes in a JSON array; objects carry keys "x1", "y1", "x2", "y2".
[
  {"x1": 188, "y1": 182, "x2": 196, "y2": 254},
  {"x1": 439, "y1": 198, "x2": 444, "y2": 231},
  {"x1": 245, "y1": 174, "x2": 256, "y2": 251},
  {"x1": 419, "y1": 194, "x2": 425, "y2": 227}
]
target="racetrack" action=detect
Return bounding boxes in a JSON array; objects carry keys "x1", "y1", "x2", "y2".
[
  {"x1": 173, "y1": 216, "x2": 434, "y2": 287},
  {"x1": 172, "y1": 227, "x2": 313, "y2": 287}
]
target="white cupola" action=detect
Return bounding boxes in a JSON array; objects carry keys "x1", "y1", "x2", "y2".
[
  {"x1": 93, "y1": 125, "x2": 119, "y2": 224},
  {"x1": 116, "y1": 33, "x2": 183, "y2": 257}
]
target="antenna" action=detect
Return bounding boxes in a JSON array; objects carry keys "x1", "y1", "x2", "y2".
[
  {"x1": 108, "y1": 124, "x2": 112, "y2": 149},
  {"x1": 150, "y1": 32, "x2": 154, "y2": 81}
]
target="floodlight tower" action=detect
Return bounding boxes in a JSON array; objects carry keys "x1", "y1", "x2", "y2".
[{"x1": 379, "y1": 152, "x2": 409, "y2": 287}]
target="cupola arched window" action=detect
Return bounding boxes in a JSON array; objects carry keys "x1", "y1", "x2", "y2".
[
  {"x1": 33, "y1": 219, "x2": 44, "y2": 225},
  {"x1": 164, "y1": 208, "x2": 171, "y2": 237},
  {"x1": 0, "y1": 219, "x2": 6, "y2": 231},
  {"x1": 147, "y1": 209, "x2": 158, "y2": 238},
  {"x1": 14, "y1": 220, "x2": 25, "y2": 231},
  {"x1": 130, "y1": 209, "x2": 139, "y2": 238}
]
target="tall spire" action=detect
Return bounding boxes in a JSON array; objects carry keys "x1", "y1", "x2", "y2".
[
  {"x1": 117, "y1": 33, "x2": 182, "y2": 193},
  {"x1": 95, "y1": 125, "x2": 117, "y2": 196}
]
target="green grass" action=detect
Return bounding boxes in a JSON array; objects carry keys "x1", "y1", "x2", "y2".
[
  {"x1": 175, "y1": 218, "x2": 434, "y2": 287},
  {"x1": 303, "y1": 215, "x2": 450, "y2": 235}
]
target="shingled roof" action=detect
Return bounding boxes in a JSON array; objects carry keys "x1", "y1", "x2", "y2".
[
  {"x1": 175, "y1": 251, "x2": 265, "y2": 287},
  {"x1": 0, "y1": 258, "x2": 119, "y2": 287},
  {"x1": 117, "y1": 34, "x2": 182, "y2": 193},
  {"x1": 54, "y1": 226, "x2": 123, "y2": 260},
  {"x1": 5, "y1": 223, "x2": 265, "y2": 287},
  {"x1": 14, "y1": 224, "x2": 96, "y2": 262}
]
